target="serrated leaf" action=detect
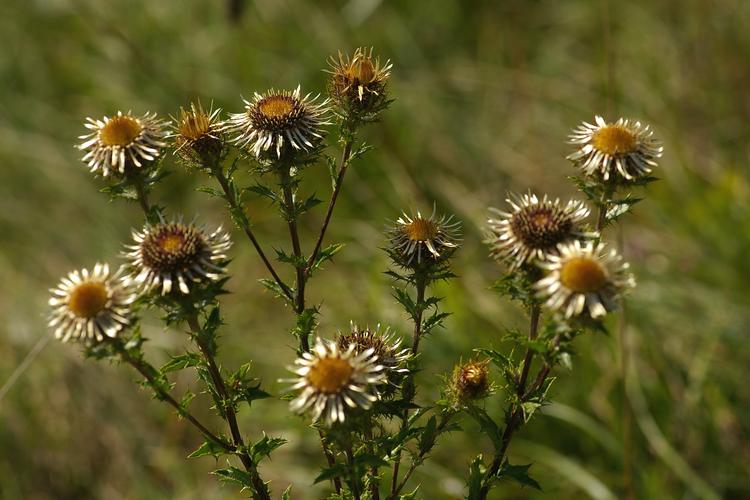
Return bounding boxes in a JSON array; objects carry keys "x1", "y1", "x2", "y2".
[
  {"x1": 466, "y1": 407, "x2": 502, "y2": 450},
  {"x1": 314, "y1": 463, "x2": 348, "y2": 484},
  {"x1": 250, "y1": 433, "x2": 287, "y2": 463},
  {"x1": 498, "y1": 462, "x2": 542, "y2": 490},
  {"x1": 212, "y1": 466, "x2": 253, "y2": 487},
  {"x1": 161, "y1": 352, "x2": 201, "y2": 373},
  {"x1": 466, "y1": 454, "x2": 486, "y2": 499},
  {"x1": 281, "y1": 485, "x2": 292, "y2": 500},
  {"x1": 418, "y1": 416, "x2": 438, "y2": 456},
  {"x1": 188, "y1": 440, "x2": 226, "y2": 459}
]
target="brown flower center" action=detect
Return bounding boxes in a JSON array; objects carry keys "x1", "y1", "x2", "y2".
[
  {"x1": 456, "y1": 361, "x2": 490, "y2": 400},
  {"x1": 404, "y1": 218, "x2": 438, "y2": 242},
  {"x1": 68, "y1": 282, "x2": 109, "y2": 318},
  {"x1": 592, "y1": 125, "x2": 637, "y2": 155},
  {"x1": 560, "y1": 256, "x2": 608, "y2": 293},
  {"x1": 258, "y1": 96, "x2": 295, "y2": 118},
  {"x1": 307, "y1": 357, "x2": 354, "y2": 394},
  {"x1": 141, "y1": 224, "x2": 204, "y2": 272},
  {"x1": 510, "y1": 206, "x2": 572, "y2": 250},
  {"x1": 100, "y1": 116, "x2": 142, "y2": 147}
]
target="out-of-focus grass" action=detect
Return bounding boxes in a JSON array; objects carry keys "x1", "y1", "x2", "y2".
[{"x1": 1, "y1": 0, "x2": 748, "y2": 498}]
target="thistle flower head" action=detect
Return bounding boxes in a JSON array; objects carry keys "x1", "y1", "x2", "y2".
[
  {"x1": 388, "y1": 209, "x2": 461, "y2": 267},
  {"x1": 327, "y1": 47, "x2": 392, "y2": 113},
  {"x1": 226, "y1": 86, "x2": 330, "y2": 160},
  {"x1": 485, "y1": 193, "x2": 590, "y2": 269},
  {"x1": 284, "y1": 338, "x2": 385, "y2": 425},
  {"x1": 124, "y1": 219, "x2": 231, "y2": 295},
  {"x1": 447, "y1": 358, "x2": 492, "y2": 405},
  {"x1": 78, "y1": 111, "x2": 168, "y2": 177},
  {"x1": 567, "y1": 116, "x2": 662, "y2": 182},
  {"x1": 171, "y1": 101, "x2": 224, "y2": 167},
  {"x1": 48, "y1": 263, "x2": 136, "y2": 343},
  {"x1": 535, "y1": 240, "x2": 634, "y2": 318}
]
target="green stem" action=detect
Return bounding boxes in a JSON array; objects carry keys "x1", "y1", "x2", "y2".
[
  {"x1": 305, "y1": 138, "x2": 354, "y2": 274},
  {"x1": 186, "y1": 314, "x2": 271, "y2": 500},
  {"x1": 212, "y1": 167, "x2": 293, "y2": 303}
]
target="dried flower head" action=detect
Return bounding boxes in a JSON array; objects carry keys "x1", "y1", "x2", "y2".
[
  {"x1": 388, "y1": 209, "x2": 461, "y2": 267},
  {"x1": 567, "y1": 116, "x2": 663, "y2": 181},
  {"x1": 124, "y1": 220, "x2": 231, "y2": 295},
  {"x1": 171, "y1": 102, "x2": 224, "y2": 167},
  {"x1": 327, "y1": 47, "x2": 392, "y2": 112},
  {"x1": 78, "y1": 111, "x2": 167, "y2": 177},
  {"x1": 226, "y1": 86, "x2": 330, "y2": 159},
  {"x1": 486, "y1": 193, "x2": 591, "y2": 269},
  {"x1": 48, "y1": 263, "x2": 136, "y2": 343},
  {"x1": 284, "y1": 338, "x2": 385, "y2": 425},
  {"x1": 337, "y1": 322, "x2": 410, "y2": 371},
  {"x1": 535, "y1": 240, "x2": 634, "y2": 318},
  {"x1": 448, "y1": 358, "x2": 491, "y2": 404}
]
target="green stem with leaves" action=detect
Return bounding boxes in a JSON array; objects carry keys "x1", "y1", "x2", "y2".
[
  {"x1": 478, "y1": 304, "x2": 542, "y2": 499},
  {"x1": 185, "y1": 313, "x2": 271, "y2": 500}
]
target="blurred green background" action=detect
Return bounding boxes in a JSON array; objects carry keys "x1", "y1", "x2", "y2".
[{"x1": 1, "y1": 0, "x2": 749, "y2": 498}]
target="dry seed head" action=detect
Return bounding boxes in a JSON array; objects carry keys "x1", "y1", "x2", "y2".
[
  {"x1": 48, "y1": 263, "x2": 136, "y2": 343},
  {"x1": 536, "y1": 240, "x2": 635, "y2": 318},
  {"x1": 450, "y1": 359, "x2": 491, "y2": 403},
  {"x1": 485, "y1": 193, "x2": 591, "y2": 269},
  {"x1": 171, "y1": 102, "x2": 224, "y2": 167},
  {"x1": 328, "y1": 47, "x2": 392, "y2": 111},
  {"x1": 388, "y1": 209, "x2": 461, "y2": 267},
  {"x1": 568, "y1": 116, "x2": 663, "y2": 182}
]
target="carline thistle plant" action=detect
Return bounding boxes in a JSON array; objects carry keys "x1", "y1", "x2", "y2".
[{"x1": 47, "y1": 46, "x2": 661, "y2": 499}]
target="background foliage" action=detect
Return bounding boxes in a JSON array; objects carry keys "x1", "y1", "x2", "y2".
[{"x1": 1, "y1": 0, "x2": 748, "y2": 498}]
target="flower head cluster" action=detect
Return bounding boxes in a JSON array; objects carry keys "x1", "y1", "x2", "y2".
[
  {"x1": 486, "y1": 193, "x2": 590, "y2": 269},
  {"x1": 568, "y1": 116, "x2": 662, "y2": 182},
  {"x1": 388, "y1": 209, "x2": 461, "y2": 268},
  {"x1": 535, "y1": 240, "x2": 634, "y2": 318},
  {"x1": 124, "y1": 220, "x2": 231, "y2": 295},
  {"x1": 226, "y1": 86, "x2": 330, "y2": 160},
  {"x1": 284, "y1": 338, "x2": 385, "y2": 425},
  {"x1": 171, "y1": 101, "x2": 224, "y2": 168},
  {"x1": 327, "y1": 47, "x2": 392, "y2": 114},
  {"x1": 48, "y1": 263, "x2": 136, "y2": 343},
  {"x1": 78, "y1": 111, "x2": 167, "y2": 177}
]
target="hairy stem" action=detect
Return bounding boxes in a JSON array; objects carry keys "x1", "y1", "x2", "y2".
[
  {"x1": 305, "y1": 139, "x2": 353, "y2": 274},
  {"x1": 318, "y1": 428, "x2": 342, "y2": 494},
  {"x1": 186, "y1": 315, "x2": 270, "y2": 500},
  {"x1": 212, "y1": 167, "x2": 293, "y2": 303}
]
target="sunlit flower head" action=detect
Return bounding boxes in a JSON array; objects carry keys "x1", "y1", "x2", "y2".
[
  {"x1": 388, "y1": 209, "x2": 461, "y2": 267},
  {"x1": 567, "y1": 116, "x2": 662, "y2": 182},
  {"x1": 225, "y1": 86, "x2": 330, "y2": 159},
  {"x1": 327, "y1": 47, "x2": 392, "y2": 112},
  {"x1": 486, "y1": 193, "x2": 590, "y2": 269},
  {"x1": 124, "y1": 220, "x2": 231, "y2": 295},
  {"x1": 48, "y1": 263, "x2": 136, "y2": 343},
  {"x1": 284, "y1": 338, "x2": 385, "y2": 425},
  {"x1": 535, "y1": 240, "x2": 634, "y2": 319},
  {"x1": 337, "y1": 322, "x2": 410, "y2": 396},
  {"x1": 171, "y1": 101, "x2": 224, "y2": 166},
  {"x1": 78, "y1": 111, "x2": 167, "y2": 177}
]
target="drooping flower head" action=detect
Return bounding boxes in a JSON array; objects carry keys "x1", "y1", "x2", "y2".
[
  {"x1": 284, "y1": 338, "x2": 385, "y2": 425},
  {"x1": 124, "y1": 220, "x2": 231, "y2": 295},
  {"x1": 78, "y1": 111, "x2": 167, "y2": 177},
  {"x1": 447, "y1": 358, "x2": 492, "y2": 405},
  {"x1": 567, "y1": 116, "x2": 662, "y2": 182},
  {"x1": 327, "y1": 47, "x2": 392, "y2": 113},
  {"x1": 226, "y1": 86, "x2": 330, "y2": 159},
  {"x1": 171, "y1": 101, "x2": 224, "y2": 167},
  {"x1": 535, "y1": 240, "x2": 634, "y2": 319},
  {"x1": 485, "y1": 193, "x2": 590, "y2": 270},
  {"x1": 388, "y1": 209, "x2": 461, "y2": 267},
  {"x1": 48, "y1": 263, "x2": 136, "y2": 343}
]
